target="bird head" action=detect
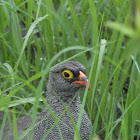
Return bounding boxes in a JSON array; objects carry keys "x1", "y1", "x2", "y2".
[{"x1": 47, "y1": 61, "x2": 91, "y2": 97}]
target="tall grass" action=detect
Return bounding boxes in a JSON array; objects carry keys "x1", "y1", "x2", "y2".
[{"x1": 0, "y1": 0, "x2": 140, "y2": 140}]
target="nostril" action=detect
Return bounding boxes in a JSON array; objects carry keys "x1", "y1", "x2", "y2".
[
  {"x1": 80, "y1": 77, "x2": 88, "y2": 81},
  {"x1": 78, "y1": 71, "x2": 88, "y2": 81}
]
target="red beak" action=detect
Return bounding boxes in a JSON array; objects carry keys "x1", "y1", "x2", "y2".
[{"x1": 72, "y1": 71, "x2": 91, "y2": 90}]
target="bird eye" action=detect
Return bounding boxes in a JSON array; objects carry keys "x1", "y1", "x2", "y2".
[{"x1": 62, "y1": 69, "x2": 73, "y2": 79}]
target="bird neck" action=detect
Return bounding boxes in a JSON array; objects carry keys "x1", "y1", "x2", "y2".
[
  {"x1": 46, "y1": 83, "x2": 81, "y2": 102},
  {"x1": 46, "y1": 88, "x2": 80, "y2": 104},
  {"x1": 45, "y1": 84, "x2": 82, "y2": 114}
]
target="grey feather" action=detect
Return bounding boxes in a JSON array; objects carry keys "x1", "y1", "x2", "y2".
[{"x1": 3, "y1": 61, "x2": 92, "y2": 140}]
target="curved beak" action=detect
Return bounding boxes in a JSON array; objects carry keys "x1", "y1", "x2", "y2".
[{"x1": 72, "y1": 71, "x2": 91, "y2": 90}]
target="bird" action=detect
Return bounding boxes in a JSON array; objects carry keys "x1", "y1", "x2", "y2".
[{"x1": 3, "y1": 61, "x2": 92, "y2": 140}]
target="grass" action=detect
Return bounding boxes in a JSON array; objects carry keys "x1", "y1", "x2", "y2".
[{"x1": 0, "y1": 0, "x2": 140, "y2": 140}]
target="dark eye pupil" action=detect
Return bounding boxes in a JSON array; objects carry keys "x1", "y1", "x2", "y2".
[{"x1": 64, "y1": 72, "x2": 70, "y2": 77}]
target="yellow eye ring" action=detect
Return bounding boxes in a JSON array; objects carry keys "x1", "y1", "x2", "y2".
[{"x1": 62, "y1": 69, "x2": 73, "y2": 79}]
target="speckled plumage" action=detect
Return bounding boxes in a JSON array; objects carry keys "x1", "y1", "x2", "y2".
[{"x1": 3, "y1": 61, "x2": 92, "y2": 140}]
